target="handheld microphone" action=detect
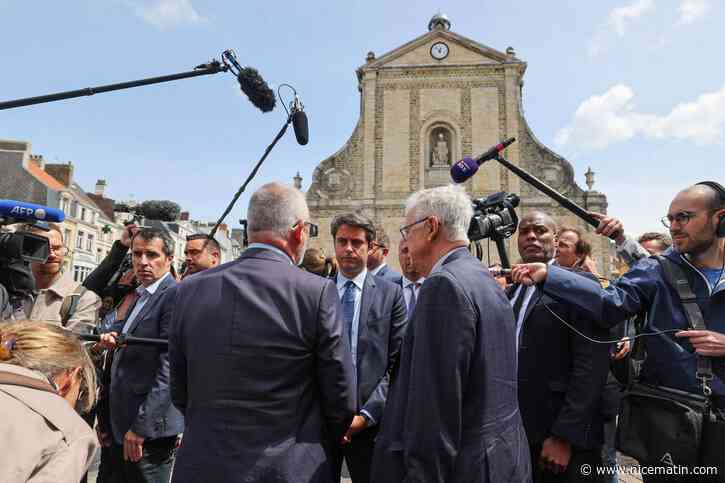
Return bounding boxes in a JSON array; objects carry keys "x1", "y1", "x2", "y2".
[
  {"x1": 291, "y1": 95, "x2": 309, "y2": 146},
  {"x1": 451, "y1": 137, "x2": 516, "y2": 183},
  {"x1": 0, "y1": 200, "x2": 65, "y2": 224}
]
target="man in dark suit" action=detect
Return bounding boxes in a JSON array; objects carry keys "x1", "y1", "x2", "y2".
[
  {"x1": 512, "y1": 212, "x2": 610, "y2": 482},
  {"x1": 96, "y1": 227, "x2": 184, "y2": 483},
  {"x1": 367, "y1": 229, "x2": 402, "y2": 283},
  {"x1": 169, "y1": 182, "x2": 356, "y2": 483},
  {"x1": 372, "y1": 185, "x2": 531, "y2": 483},
  {"x1": 395, "y1": 239, "x2": 424, "y2": 315},
  {"x1": 330, "y1": 213, "x2": 408, "y2": 483}
]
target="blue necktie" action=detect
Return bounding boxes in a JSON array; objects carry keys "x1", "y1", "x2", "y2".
[
  {"x1": 408, "y1": 283, "x2": 419, "y2": 315},
  {"x1": 342, "y1": 280, "x2": 356, "y2": 347}
]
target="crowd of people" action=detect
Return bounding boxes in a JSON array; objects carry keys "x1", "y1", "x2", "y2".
[{"x1": 0, "y1": 179, "x2": 723, "y2": 483}]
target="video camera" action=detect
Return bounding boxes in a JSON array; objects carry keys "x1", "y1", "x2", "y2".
[
  {"x1": 0, "y1": 200, "x2": 65, "y2": 314},
  {"x1": 468, "y1": 192, "x2": 520, "y2": 268}
]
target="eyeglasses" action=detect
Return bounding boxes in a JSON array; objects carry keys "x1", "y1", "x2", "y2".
[
  {"x1": 370, "y1": 242, "x2": 387, "y2": 251},
  {"x1": 661, "y1": 211, "x2": 711, "y2": 229},
  {"x1": 293, "y1": 221, "x2": 319, "y2": 238},
  {"x1": 399, "y1": 217, "x2": 429, "y2": 241}
]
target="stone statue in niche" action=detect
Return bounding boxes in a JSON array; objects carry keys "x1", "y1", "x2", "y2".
[{"x1": 430, "y1": 128, "x2": 451, "y2": 167}]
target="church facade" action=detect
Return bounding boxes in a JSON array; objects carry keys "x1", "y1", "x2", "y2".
[{"x1": 307, "y1": 14, "x2": 613, "y2": 275}]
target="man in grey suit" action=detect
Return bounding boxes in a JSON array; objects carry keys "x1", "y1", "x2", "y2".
[
  {"x1": 372, "y1": 184, "x2": 531, "y2": 483},
  {"x1": 169, "y1": 182, "x2": 356, "y2": 483},
  {"x1": 367, "y1": 229, "x2": 402, "y2": 283},
  {"x1": 330, "y1": 213, "x2": 408, "y2": 483},
  {"x1": 97, "y1": 227, "x2": 184, "y2": 483}
]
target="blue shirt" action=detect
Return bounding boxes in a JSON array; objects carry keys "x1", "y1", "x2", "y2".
[
  {"x1": 700, "y1": 267, "x2": 725, "y2": 291},
  {"x1": 336, "y1": 269, "x2": 368, "y2": 366},
  {"x1": 121, "y1": 272, "x2": 170, "y2": 334}
]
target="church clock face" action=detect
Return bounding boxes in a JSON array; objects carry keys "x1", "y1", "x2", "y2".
[{"x1": 430, "y1": 42, "x2": 449, "y2": 60}]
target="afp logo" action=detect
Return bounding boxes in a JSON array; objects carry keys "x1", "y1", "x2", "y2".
[{"x1": 10, "y1": 205, "x2": 46, "y2": 220}]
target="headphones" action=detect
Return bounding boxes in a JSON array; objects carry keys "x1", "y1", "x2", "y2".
[{"x1": 696, "y1": 181, "x2": 725, "y2": 237}]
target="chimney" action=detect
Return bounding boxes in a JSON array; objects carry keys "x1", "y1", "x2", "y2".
[
  {"x1": 44, "y1": 162, "x2": 74, "y2": 187},
  {"x1": 95, "y1": 179, "x2": 107, "y2": 197},
  {"x1": 29, "y1": 154, "x2": 45, "y2": 169},
  {"x1": 180, "y1": 211, "x2": 190, "y2": 221}
]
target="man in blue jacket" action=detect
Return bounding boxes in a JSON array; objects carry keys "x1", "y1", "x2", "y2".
[{"x1": 512, "y1": 182, "x2": 725, "y2": 481}]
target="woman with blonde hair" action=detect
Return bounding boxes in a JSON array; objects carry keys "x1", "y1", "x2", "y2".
[{"x1": 0, "y1": 321, "x2": 99, "y2": 482}]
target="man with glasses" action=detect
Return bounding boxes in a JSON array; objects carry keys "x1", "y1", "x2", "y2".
[
  {"x1": 169, "y1": 182, "x2": 356, "y2": 483},
  {"x1": 330, "y1": 212, "x2": 407, "y2": 483},
  {"x1": 373, "y1": 185, "x2": 531, "y2": 483},
  {"x1": 18, "y1": 223, "x2": 100, "y2": 333},
  {"x1": 367, "y1": 230, "x2": 402, "y2": 283},
  {"x1": 513, "y1": 182, "x2": 725, "y2": 482}
]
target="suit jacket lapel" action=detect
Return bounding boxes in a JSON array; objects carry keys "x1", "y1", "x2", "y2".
[
  {"x1": 125, "y1": 276, "x2": 173, "y2": 335},
  {"x1": 356, "y1": 273, "x2": 377, "y2": 369}
]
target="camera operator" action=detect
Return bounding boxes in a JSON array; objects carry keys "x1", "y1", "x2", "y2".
[
  {"x1": 16, "y1": 223, "x2": 100, "y2": 333},
  {"x1": 513, "y1": 182, "x2": 725, "y2": 481}
]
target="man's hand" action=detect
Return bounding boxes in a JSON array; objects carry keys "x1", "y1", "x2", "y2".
[
  {"x1": 613, "y1": 338, "x2": 631, "y2": 360},
  {"x1": 94, "y1": 332, "x2": 119, "y2": 351},
  {"x1": 589, "y1": 212, "x2": 625, "y2": 244},
  {"x1": 539, "y1": 436, "x2": 572, "y2": 474},
  {"x1": 123, "y1": 430, "x2": 145, "y2": 462},
  {"x1": 96, "y1": 427, "x2": 112, "y2": 448},
  {"x1": 676, "y1": 330, "x2": 725, "y2": 356},
  {"x1": 511, "y1": 263, "x2": 548, "y2": 286},
  {"x1": 121, "y1": 223, "x2": 140, "y2": 248},
  {"x1": 341, "y1": 415, "x2": 368, "y2": 445}
]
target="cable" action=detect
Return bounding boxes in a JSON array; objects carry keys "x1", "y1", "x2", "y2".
[{"x1": 531, "y1": 292, "x2": 683, "y2": 345}]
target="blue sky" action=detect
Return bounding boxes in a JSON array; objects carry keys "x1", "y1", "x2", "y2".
[{"x1": 2, "y1": 0, "x2": 723, "y2": 237}]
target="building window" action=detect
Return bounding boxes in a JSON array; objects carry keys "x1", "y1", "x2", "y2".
[
  {"x1": 64, "y1": 229, "x2": 72, "y2": 245},
  {"x1": 87, "y1": 233, "x2": 94, "y2": 252},
  {"x1": 76, "y1": 231, "x2": 84, "y2": 249},
  {"x1": 81, "y1": 207, "x2": 86, "y2": 221},
  {"x1": 60, "y1": 198, "x2": 70, "y2": 214}
]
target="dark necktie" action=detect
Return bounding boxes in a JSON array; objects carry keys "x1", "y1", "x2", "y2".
[
  {"x1": 342, "y1": 280, "x2": 356, "y2": 346},
  {"x1": 511, "y1": 285, "x2": 527, "y2": 324},
  {"x1": 408, "y1": 283, "x2": 420, "y2": 315}
]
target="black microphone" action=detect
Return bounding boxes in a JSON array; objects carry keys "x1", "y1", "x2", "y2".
[
  {"x1": 450, "y1": 137, "x2": 516, "y2": 183},
  {"x1": 291, "y1": 95, "x2": 309, "y2": 145},
  {"x1": 235, "y1": 66, "x2": 276, "y2": 113}
]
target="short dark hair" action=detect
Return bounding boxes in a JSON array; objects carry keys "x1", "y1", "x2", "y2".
[
  {"x1": 330, "y1": 213, "x2": 376, "y2": 243},
  {"x1": 558, "y1": 226, "x2": 591, "y2": 256},
  {"x1": 700, "y1": 183, "x2": 725, "y2": 210},
  {"x1": 186, "y1": 234, "x2": 221, "y2": 253},
  {"x1": 134, "y1": 227, "x2": 174, "y2": 257},
  {"x1": 638, "y1": 232, "x2": 672, "y2": 250}
]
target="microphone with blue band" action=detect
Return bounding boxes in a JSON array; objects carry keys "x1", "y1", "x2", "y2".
[
  {"x1": 0, "y1": 200, "x2": 66, "y2": 224},
  {"x1": 450, "y1": 137, "x2": 516, "y2": 184}
]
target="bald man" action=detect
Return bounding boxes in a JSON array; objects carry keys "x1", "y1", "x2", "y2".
[{"x1": 511, "y1": 212, "x2": 610, "y2": 482}]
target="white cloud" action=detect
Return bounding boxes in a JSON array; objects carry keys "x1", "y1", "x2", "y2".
[
  {"x1": 588, "y1": 0, "x2": 656, "y2": 57},
  {"x1": 133, "y1": 0, "x2": 205, "y2": 30},
  {"x1": 608, "y1": 0, "x2": 656, "y2": 36},
  {"x1": 678, "y1": 0, "x2": 710, "y2": 24},
  {"x1": 555, "y1": 84, "x2": 725, "y2": 150}
]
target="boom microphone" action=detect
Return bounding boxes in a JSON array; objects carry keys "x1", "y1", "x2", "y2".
[
  {"x1": 236, "y1": 66, "x2": 276, "y2": 113},
  {"x1": 450, "y1": 137, "x2": 516, "y2": 183},
  {"x1": 0, "y1": 200, "x2": 65, "y2": 224},
  {"x1": 291, "y1": 95, "x2": 309, "y2": 145}
]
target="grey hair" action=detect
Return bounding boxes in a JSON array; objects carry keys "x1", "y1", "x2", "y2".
[
  {"x1": 405, "y1": 184, "x2": 473, "y2": 242},
  {"x1": 247, "y1": 182, "x2": 309, "y2": 237}
]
